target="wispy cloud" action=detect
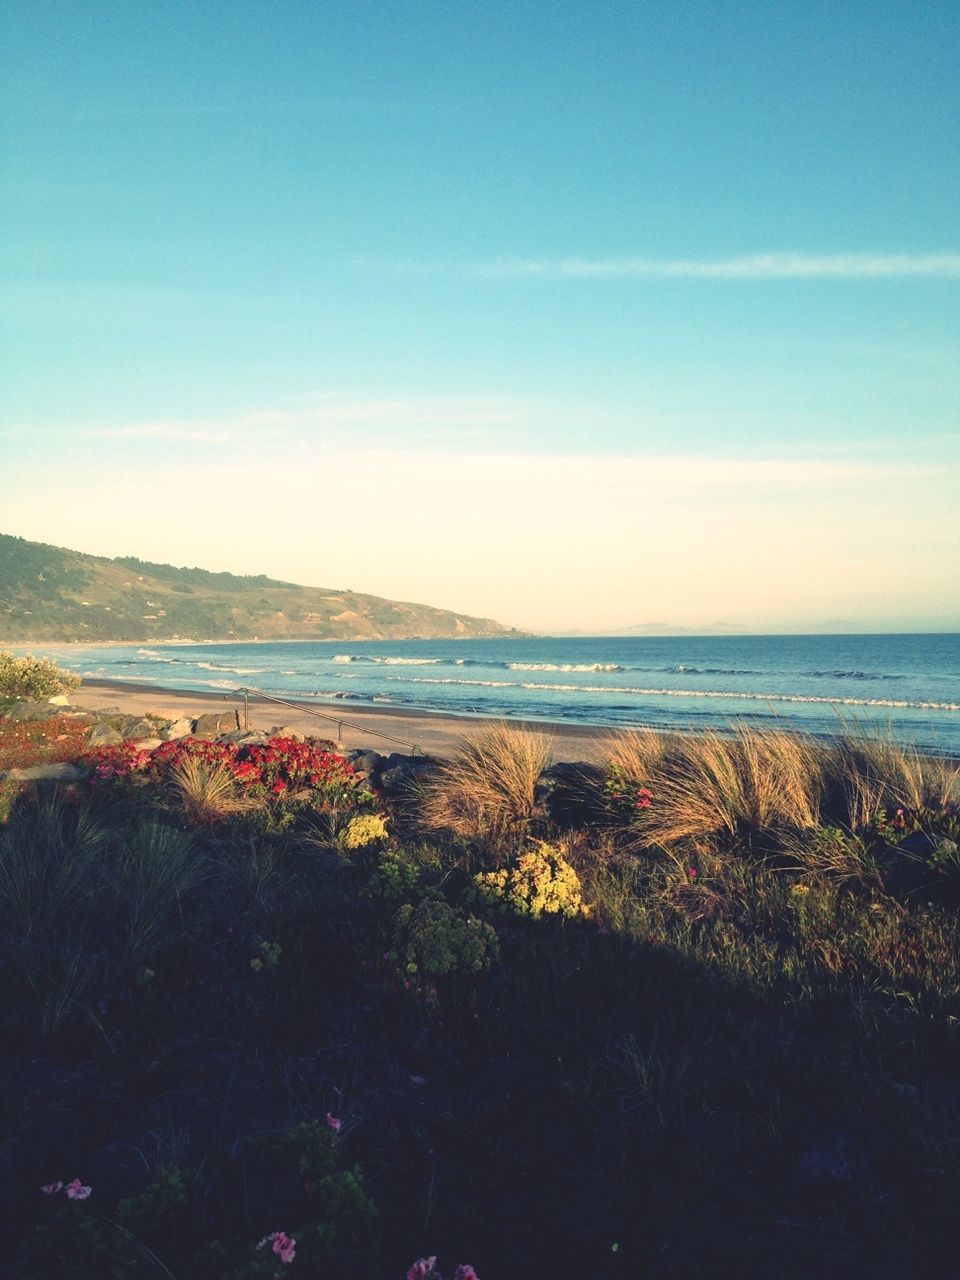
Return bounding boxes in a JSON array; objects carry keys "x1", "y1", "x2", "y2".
[
  {"x1": 64, "y1": 395, "x2": 551, "y2": 445},
  {"x1": 474, "y1": 252, "x2": 960, "y2": 281}
]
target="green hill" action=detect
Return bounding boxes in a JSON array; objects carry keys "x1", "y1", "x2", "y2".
[{"x1": 0, "y1": 533, "x2": 518, "y2": 642}]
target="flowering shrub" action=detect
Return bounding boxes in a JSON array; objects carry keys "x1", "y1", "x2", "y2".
[
  {"x1": 83, "y1": 740, "x2": 154, "y2": 782},
  {"x1": 341, "y1": 812, "x2": 389, "y2": 849},
  {"x1": 0, "y1": 714, "x2": 90, "y2": 771},
  {"x1": 390, "y1": 897, "x2": 499, "y2": 977},
  {"x1": 150, "y1": 736, "x2": 370, "y2": 809},
  {"x1": 0, "y1": 652, "x2": 81, "y2": 704},
  {"x1": 475, "y1": 842, "x2": 591, "y2": 919}
]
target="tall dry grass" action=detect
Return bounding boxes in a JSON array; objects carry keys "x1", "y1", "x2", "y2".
[
  {"x1": 419, "y1": 723, "x2": 553, "y2": 851},
  {"x1": 168, "y1": 756, "x2": 250, "y2": 826},
  {"x1": 638, "y1": 726, "x2": 824, "y2": 847},
  {"x1": 827, "y1": 723, "x2": 959, "y2": 831},
  {"x1": 607, "y1": 728, "x2": 668, "y2": 786}
]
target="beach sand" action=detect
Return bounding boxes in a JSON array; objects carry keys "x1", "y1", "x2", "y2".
[{"x1": 71, "y1": 679, "x2": 621, "y2": 763}]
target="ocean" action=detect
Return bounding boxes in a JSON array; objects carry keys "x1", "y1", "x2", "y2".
[{"x1": 29, "y1": 633, "x2": 960, "y2": 756}]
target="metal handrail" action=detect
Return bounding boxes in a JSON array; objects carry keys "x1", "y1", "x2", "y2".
[{"x1": 224, "y1": 685, "x2": 423, "y2": 756}]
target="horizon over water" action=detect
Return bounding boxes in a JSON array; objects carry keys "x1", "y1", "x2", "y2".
[{"x1": 29, "y1": 632, "x2": 960, "y2": 756}]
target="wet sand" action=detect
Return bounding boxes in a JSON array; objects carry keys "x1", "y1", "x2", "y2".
[{"x1": 71, "y1": 679, "x2": 621, "y2": 762}]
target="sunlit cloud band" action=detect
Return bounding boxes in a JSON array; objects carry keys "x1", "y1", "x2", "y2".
[{"x1": 476, "y1": 252, "x2": 960, "y2": 280}]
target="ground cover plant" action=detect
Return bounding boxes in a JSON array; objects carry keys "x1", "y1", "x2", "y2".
[{"x1": 1, "y1": 702, "x2": 959, "y2": 1277}]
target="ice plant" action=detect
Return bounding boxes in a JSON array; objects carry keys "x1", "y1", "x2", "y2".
[
  {"x1": 64, "y1": 1178, "x2": 92, "y2": 1199},
  {"x1": 259, "y1": 1231, "x2": 296, "y2": 1265},
  {"x1": 407, "y1": 1259, "x2": 438, "y2": 1280},
  {"x1": 325, "y1": 1111, "x2": 342, "y2": 1133}
]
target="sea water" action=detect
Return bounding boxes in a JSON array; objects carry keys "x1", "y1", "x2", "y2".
[{"x1": 29, "y1": 633, "x2": 960, "y2": 755}]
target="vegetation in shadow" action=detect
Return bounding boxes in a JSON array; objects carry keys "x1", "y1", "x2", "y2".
[{"x1": 1, "y1": 704, "x2": 959, "y2": 1278}]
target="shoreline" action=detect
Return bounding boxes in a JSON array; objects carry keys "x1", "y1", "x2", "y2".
[{"x1": 71, "y1": 677, "x2": 622, "y2": 762}]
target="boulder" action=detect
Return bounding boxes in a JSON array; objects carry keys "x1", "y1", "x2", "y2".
[
  {"x1": 379, "y1": 752, "x2": 439, "y2": 799},
  {"x1": 347, "y1": 750, "x2": 386, "y2": 783},
  {"x1": 533, "y1": 762, "x2": 609, "y2": 830},
  {"x1": 268, "y1": 724, "x2": 305, "y2": 741},
  {"x1": 162, "y1": 718, "x2": 194, "y2": 741},
  {"x1": 193, "y1": 710, "x2": 240, "y2": 738},
  {"x1": 130, "y1": 738, "x2": 163, "y2": 752},
  {"x1": 122, "y1": 718, "x2": 160, "y2": 740},
  {"x1": 218, "y1": 729, "x2": 271, "y2": 746},
  {"x1": 3, "y1": 762, "x2": 84, "y2": 784},
  {"x1": 86, "y1": 723, "x2": 123, "y2": 747},
  {"x1": 47, "y1": 694, "x2": 72, "y2": 706},
  {"x1": 6, "y1": 700, "x2": 57, "y2": 722}
]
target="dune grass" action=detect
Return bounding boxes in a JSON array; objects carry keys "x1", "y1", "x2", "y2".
[{"x1": 419, "y1": 722, "x2": 554, "y2": 852}]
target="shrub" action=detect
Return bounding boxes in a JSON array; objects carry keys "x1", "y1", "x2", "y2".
[
  {"x1": 341, "y1": 813, "x2": 389, "y2": 849},
  {"x1": 475, "y1": 841, "x2": 591, "y2": 919},
  {"x1": 390, "y1": 897, "x2": 499, "y2": 977},
  {"x1": 419, "y1": 724, "x2": 553, "y2": 849},
  {"x1": 0, "y1": 652, "x2": 81, "y2": 704}
]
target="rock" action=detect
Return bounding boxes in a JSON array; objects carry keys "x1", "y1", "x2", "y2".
[
  {"x1": 533, "y1": 762, "x2": 609, "y2": 830},
  {"x1": 379, "y1": 753, "x2": 438, "y2": 798},
  {"x1": 47, "y1": 694, "x2": 72, "y2": 706},
  {"x1": 218, "y1": 729, "x2": 270, "y2": 746},
  {"x1": 268, "y1": 724, "x2": 304, "y2": 741},
  {"x1": 162, "y1": 718, "x2": 194, "y2": 741},
  {"x1": 193, "y1": 710, "x2": 240, "y2": 738},
  {"x1": 122, "y1": 718, "x2": 159, "y2": 740},
  {"x1": 86, "y1": 723, "x2": 123, "y2": 747},
  {"x1": 130, "y1": 738, "x2": 162, "y2": 751},
  {"x1": 3, "y1": 762, "x2": 84, "y2": 784},
  {"x1": 7, "y1": 700, "x2": 57, "y2": 722},
  {"x1": 347, "y1": 750, "x2": 385, "y2": 783}
]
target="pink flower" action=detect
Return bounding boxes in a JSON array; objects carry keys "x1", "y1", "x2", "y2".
[
  {"x1": 688, "y1": 867, "x2": 698, "y2": 879},
  {"x1": 272, "y1": 1232, "x2": 296, "y2": 1265},
  {"x1": 41, "y1": 1181, "x2": 63, "y2": 1195},
  {"x1": 64, "y1": 1178, "x2": 92, "y2": 1200},
  {"x1": 454, "y1": 1267, "x2": 480, "y2": 1280},
  {"x1": 259, "y1": 1231, "x2": 296, "y2": 1265},
  {"x1": 325, "y1": 1112, "x2": 342, "y2": 1133},
  {"x1": 407, "y1": 1258, "x2": 438, "y2": 1280}
]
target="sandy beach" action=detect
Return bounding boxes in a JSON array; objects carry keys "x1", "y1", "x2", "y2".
[{"x1": 71, "y1": 678, "x2": 621, "y2": 762}]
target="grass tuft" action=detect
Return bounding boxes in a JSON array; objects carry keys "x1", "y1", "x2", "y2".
[{"x1": 419, "y1": 723, "x2": 553, "y2": 852}]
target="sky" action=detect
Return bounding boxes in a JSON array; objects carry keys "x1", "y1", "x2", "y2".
[{"x1": 1, "y1": 0, "x2": 958, "y2": 634}]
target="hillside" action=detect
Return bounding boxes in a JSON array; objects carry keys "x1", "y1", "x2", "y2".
[{"x1": 0, "y1": 534, "x2": 517, "y2": 642}]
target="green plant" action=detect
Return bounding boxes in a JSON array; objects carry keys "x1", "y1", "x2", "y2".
[
  {"x1": 783, "y1": 823, "x2": 884, "y2": 890},
  {"x1": 0, "y1": 651, "x2": 81, "y2": 704},
  {"x1": 390, "y1": 896, "x2": 499, "y2": 977}
]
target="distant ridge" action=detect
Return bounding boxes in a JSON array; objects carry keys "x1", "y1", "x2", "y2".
[{"x1": 0, "y1": 533, "x2": 519, "y2": 643}]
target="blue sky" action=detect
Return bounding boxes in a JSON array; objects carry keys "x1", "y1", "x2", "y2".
[{"x1": 2, "y1": 1, "x2": 958, "y2": 632}]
